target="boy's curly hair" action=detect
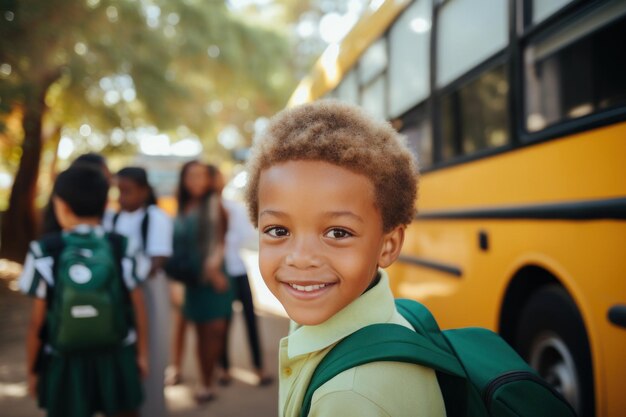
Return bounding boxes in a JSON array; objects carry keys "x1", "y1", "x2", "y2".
[{"x1": 244, "y1": 100, "x2": 419, "y2": 231}]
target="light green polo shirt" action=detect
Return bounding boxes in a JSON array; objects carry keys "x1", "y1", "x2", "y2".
[{"x1": 278, "y1": 270, "x2": 446, "y2": 417}]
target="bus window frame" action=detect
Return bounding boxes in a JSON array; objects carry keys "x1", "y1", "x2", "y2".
[
  {"x1": 393, "y1": 99, "x2": 434, "y2": 168},
  {"x1": 435, "y1": 0, "x2": 510, "y2": 90},
  {"x1": 522, "y1": 0, "x2": 578, "y2": 28},
  {"x1": 421, "y1": 0, "x2": 626, "y2": 174},
  {"x1": 435, "y1": 54, "x2": 513, "y2": 164},
  {"x1": 517, "y1": 0, "x2": 626, "y2": 145},
  {"x1": 425, "y1": 0, "x2": 517, "y2": 173},
  {"x1": 520, "y1": 0, "x2": 586, "y2": 36},
  {"x1": 308, "y1": 0, "x2": 626, "y2": 174}
]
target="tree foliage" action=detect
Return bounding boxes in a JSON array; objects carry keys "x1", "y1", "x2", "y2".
[
  {"x1": 0, "y1": 0, "x2": 297, "y2": 260},
  {"x1": 2, "y1": 0, "x2": 295, "y2": 138}
]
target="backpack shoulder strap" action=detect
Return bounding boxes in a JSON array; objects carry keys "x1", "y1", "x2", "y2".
[
  {"x1": 106, "y1": 231, "x2": 126, "y2": 260},
  {"x1": 299, "y1": 323, "x2": 465, "y2": 417},
  {"x1": 140, "y1": 207, "x2": 151, "y2": 251},
  {"x1": 110, "y1": 209, "x2": 150, "y2": 251},
  {"x1": 105, "y1": 232, "x2": 134, "y2": 328},
  {"x1": 105, "y1": 232, "x2": 127, "y2": 284},
  {"x1": 396, "y1": 298, "x2": 482, "y2": 416},
  {"x1": 38, "y1": 232, "x2": 65, "y2": 260},
  {"x1": 111, "y1": 211, "x2": 121, "y2": 231},
  {"x1": 395, "y1": 298, "x2": 452, "y2": 352},
  {"x1": 37, "y1": 232, "x2": 65, "y2": 303}
]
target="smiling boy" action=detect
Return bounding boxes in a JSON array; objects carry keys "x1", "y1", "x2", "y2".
[{"x1": 245, "y1": 101, "x2": 446, "y2": 416}]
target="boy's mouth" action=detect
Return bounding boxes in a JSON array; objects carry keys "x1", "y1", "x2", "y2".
[
  {"x1": 280, "y1": 279, "x2": 337, "y2": 299},
  {"x1": 287, "y1": 282, "x2": 331, "y2": 292}
]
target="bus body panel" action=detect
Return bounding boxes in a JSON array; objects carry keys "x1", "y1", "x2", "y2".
[
  {"x1": 389, "y1": 218, "x2": 626, "y2": 417},
  {"x1": 419, "y1": 122, "x2": 626, "y2": 211},
  {"x1": 389, "y1": 122, "x2": 626, "y2": 417}
]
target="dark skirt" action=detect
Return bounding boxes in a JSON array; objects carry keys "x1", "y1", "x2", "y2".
[
  {"x1": 38, "y1": 344, "x2": 143, "y2": 417},
  {"x1": 183, "y1": 280, "x2": 234, "y2": 323}
]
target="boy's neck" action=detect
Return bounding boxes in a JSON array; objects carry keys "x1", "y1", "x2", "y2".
[
  {"x1": 62, "y1": 217, "x2": 101, "y2": 230},
  {"x1": 364, "y1": 272, "x2": 381, "y2": 294}
]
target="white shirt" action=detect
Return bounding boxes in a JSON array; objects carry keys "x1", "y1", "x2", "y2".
[
  {"x1": 103, "y1": 205, "x2": 173, "y2": 280},
  {"x1": 222, "y1": 198, "x2": 257, "y2": 277}
]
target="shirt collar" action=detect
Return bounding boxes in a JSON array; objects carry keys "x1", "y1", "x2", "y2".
[
  {"x1": 66, "y1": 224, "x2": 105, "y2": 236},
  {"x1": 122, "y1": 206, "x2": 147, "y2": 216},
  {"x1": 287, "y1": 269, "x2": 396, "y2": 358}
]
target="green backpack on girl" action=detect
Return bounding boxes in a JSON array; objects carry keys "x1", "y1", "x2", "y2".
[{"x1": 40, "y1": 231, "x2": 131, "y2": 352}]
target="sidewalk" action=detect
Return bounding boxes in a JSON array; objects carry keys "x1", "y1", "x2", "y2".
[
  {"x1": 166, "y1": 304, "x2": 288, "y2": 417},
  {"x1": 0, "y1": 265, "x2": 289, "y2": 417}
]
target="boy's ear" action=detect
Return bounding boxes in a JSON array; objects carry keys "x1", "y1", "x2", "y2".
[
  {"x1": 377, "y1": 225, "x2": 405, "y2": 269},
  {"x1": 52, "y1": 196, "x2": 72, "y2": 228},
  {"x1": 52, "y1": 196, "x2": 68, "y2": 216}
]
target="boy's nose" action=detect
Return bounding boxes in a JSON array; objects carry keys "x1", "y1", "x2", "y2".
[{"x1": 285, "y1": 236, "x2": 322, "y2": 269}]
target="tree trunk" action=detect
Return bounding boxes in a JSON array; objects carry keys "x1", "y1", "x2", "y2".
[
  {"x1": 0, "y1": 92, "x2": 47, "y2": 262},
  {"x1": 47, "y1": 127, "x2": 61, "y2": 183}
]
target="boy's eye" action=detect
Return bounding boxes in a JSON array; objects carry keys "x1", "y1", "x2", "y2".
[
  {"x1": 264, "y1": 226, "x2": 290, "y2": 238},
  {"x1": 324, "y1": 228, "x2": 353, "y2": 239}
]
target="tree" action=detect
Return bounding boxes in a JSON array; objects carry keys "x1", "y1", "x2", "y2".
[{"x1": 0, "y1": 0, "x2": 295, "y2": 261}]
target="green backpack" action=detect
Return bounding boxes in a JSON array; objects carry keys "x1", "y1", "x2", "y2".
[
  {"x1": 40, "y1": 231, "x2": 131, "y2": 353},
  {"x1": 301, "y1": 298, "x2": 577, "y2": 417}
]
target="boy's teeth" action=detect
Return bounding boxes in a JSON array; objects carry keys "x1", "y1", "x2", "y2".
[{"x1": 289, "y1": 283, "x2": 328, "y2": 292}]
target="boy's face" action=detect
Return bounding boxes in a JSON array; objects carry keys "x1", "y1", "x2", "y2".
[{"x1": 257, "y1": 160, "x2": 404, "y2": 326}]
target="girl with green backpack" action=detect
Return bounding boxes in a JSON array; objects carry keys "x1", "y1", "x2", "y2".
[{"x1": 21, "y1": 164, "x2": 147, "y2": 417}]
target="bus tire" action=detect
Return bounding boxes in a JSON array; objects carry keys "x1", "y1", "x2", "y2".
[{"x1": 516, "y1": 285, "x2": 594, "y2": 417}]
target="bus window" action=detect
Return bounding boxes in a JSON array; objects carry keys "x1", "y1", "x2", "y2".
[
  {"x1": 358, "y1": 38, "x2": 388, "y2": 120},
  {"x1": 388, "y1": 0, "x2": 432, "y2": 118},
  {"x1": 336, "y1": 69, "x2": 359, "y2": 104},
  {"x1": 361, "y1": 74, "x2": 387, "y2": 120},
  {"x1": 400, "y1": 104, "x2": 433, "y2": 168},
  {"x1": 358, "y1": 38, "x2": 387, "y2": 86},
  {"x1": 529, "y1": 0, "x2": 575, "y2": 25},
  {"x1": 441, "y1": 64, "x2": 509, "y2": 159},
  {"x1": 324, "y1": 89, "x2": 338, "y2": 100},
  {"x1": 524, "y1": 0, "x2": 626, "y2": 133},
  {"x1": 437, "y1": 0, "x2": 508, "y2": 88}
]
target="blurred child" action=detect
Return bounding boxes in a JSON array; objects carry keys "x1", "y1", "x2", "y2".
[
  {"x1": 21, "y1": 164, "x2": 147, "y2": 417},
  {"x1": 211, "y1": 166, "x2": 272, "y2": 386},
  {"x1": 104, "y1": 167, "x2": 173, "y2": 417},
  {"x1": 164, "y1": 161, "x2": 232, "y2": 402},
  {"x1": 244, "y1": 100, "x2": 446, "y2": 416}
]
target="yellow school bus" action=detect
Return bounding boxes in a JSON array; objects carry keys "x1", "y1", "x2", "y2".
[{"x1": 289, "y1": 1, "x2": 626, "y2": 416}]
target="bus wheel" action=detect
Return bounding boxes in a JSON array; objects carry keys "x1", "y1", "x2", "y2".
[{"x1": 516, "y1": 285, "x2": 594, "y2": 417}]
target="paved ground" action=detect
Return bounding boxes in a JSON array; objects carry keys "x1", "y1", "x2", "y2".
[{"x1": 0, "y1": 259, "x2": 289, "y2": 417}]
